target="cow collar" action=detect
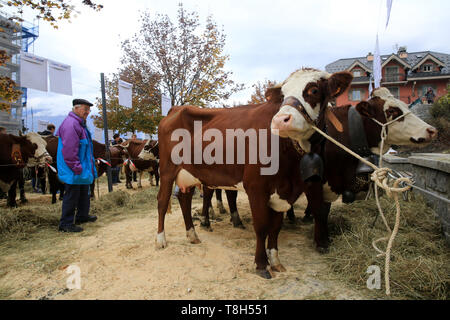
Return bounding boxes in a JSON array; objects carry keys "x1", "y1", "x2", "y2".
[{"x1": 11, "y1": 144, "x2": 25, "y2": 168}]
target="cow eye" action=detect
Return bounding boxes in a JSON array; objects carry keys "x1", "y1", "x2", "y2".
[{"x1": 308, "y1": 88, "x2": 319, "y2": 95}]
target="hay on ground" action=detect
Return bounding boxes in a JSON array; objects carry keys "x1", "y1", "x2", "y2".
[{"x1": 326, "y1": 194, "x2": 450, "y2": 300}]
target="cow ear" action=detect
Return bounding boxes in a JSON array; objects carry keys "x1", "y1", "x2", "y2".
[
  {"x1": 328, "y1": 71, "x2": 353, "y2": 98},
  {"x1": 355, "y1": 101, "x2": 375, "y2": 118},
  {"x1": 265, "y1": 87, "x2": 284, "y2": 103}
]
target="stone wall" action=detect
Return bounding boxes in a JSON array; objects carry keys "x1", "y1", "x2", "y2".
[
  {"x1": 410, "y1": 103, "x2": 433, "y2": 123},
  {"x1": 383, "y1": 153, "x2": 450, "y2": 244}
]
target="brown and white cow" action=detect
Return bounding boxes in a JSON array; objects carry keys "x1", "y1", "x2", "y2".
[
  {"x1": 156, "y1": 68, "x2": 352, "y2": 278},
  {"x1": 0, "y1": 132, "x2": 51, "y2": 207},
  {"x1": 122, "y1": 139, "x2": 159, "y2": 189},
  {"x1": 271, "y1": 86, "x2": 438, "y2": 248},
  {"x1": 90, "y1": 140, "x2": 127, "y2": 197}
]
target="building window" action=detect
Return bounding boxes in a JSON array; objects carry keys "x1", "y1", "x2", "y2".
[
  {"x1": 388, "y1": 87, "x2": 400, "y2": 99},
  {"x1": 422, "y1": 64, "x2": 433, "y2": 72},
  {"x1": 385, "y1": 66, "x2": 399, "y2": 82},
  {"x1": 353, "y1": 70, "x2": 361, "y2": 77},
  {"x1": 350, "y1": 89, "x2": 364, "y2": 101}
]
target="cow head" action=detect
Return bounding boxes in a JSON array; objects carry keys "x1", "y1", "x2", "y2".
[
  {"x1": 138, "y1": 140, "x2": 159, "y2": 161},
  {"x1": 356, "y1": 87, "x2": 437, "y2": 151},
  {"x1": 270, "y1": 68, "x2": 352, "y2": 151},
  {"x1": 24, "y1": 132, "x2": 52, "y2": 164},
  {"x1": 110, "y1": 145, "x2": 128, "y2": 167}
]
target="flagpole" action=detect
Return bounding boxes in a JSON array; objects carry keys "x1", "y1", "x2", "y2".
[{"x1": 101, "y1": 73, "x2": 113, "y2": 193}]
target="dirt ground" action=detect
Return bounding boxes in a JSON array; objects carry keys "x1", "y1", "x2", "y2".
[{"x1": 0, "y1": 176, "x2": 371, "y2": 300}]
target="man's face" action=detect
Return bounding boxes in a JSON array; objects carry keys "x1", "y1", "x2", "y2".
[{"x1": 74, "y1": 105, "x2": 91, "y2": 120}]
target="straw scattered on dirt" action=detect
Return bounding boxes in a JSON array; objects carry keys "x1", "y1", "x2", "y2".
[{"x1": 0, "y1": 175, "x2": 448, "y2": 300}]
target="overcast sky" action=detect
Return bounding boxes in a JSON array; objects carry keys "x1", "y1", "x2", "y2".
[{"x1": 5, "y1": 0, "x2": 450, "y2": 130}]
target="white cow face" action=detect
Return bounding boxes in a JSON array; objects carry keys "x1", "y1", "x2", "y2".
[
  {"x1": 371, "y1": 87, "x2": 437, "y2": 146},
  {"x1": 138, "y1": 140, "x2": 158, "y2": 161},
  {"x1": 270, "y1": 68, "x2": 352, "y2": 150},
  {"x1": 26, "y1": 132, "x2": 52, "y2": 164}
]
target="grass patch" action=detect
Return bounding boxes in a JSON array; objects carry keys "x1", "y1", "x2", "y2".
[{"x1": 325, "y1": 195, "x2": 450, "y2": 300}]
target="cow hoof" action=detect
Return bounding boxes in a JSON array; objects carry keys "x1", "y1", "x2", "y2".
[
  {"x1": 138, "y1": 185, "x2": 142, "y2": 189},
  {"x1": 156, "y1": 232, "x2": 167, "y2": 249},
  {"x1": 316, "y1": 246, "x2": 329, "y2": 254},
  {"x1": 256, "y1": 268, "x2": 273, "y2": 279},
  {"x1": 186, "y1": 228, "x2": 201, "y2": 244},
  {"x1": 302, "y1": 215, "x2": 314, "y2": 224},
  {"x1": 20, "y1": 198, "x2": 28, "y2": 203},
  {"x1": 7, "y1": 202, "x2": 18, "y2": 208},
  {"x1": 271, "y1": 264, "x2": 287, "y2": 273},
  {"x1": 200, "y1": 223, "x2": 213, "y2": 232}
]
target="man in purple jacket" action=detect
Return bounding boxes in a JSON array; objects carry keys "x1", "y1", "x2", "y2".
[{"x1": 57, "y1": 99, "x2": 98, "y2": 233}]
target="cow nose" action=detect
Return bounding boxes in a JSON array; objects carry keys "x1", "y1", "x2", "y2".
[
  {"x1": 427, "y1": 127, "x2": 438, "y2": 140},
  {"x1": 272, "y1": 114, "x2": 292, "y2": 131},
  {"x1": 45, "y1": 155, "x2": 53, "y2": 163}
]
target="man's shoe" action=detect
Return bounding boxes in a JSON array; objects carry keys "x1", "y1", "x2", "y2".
[
  {"x1": 59, "y1": 225, "x2": 83, "y2": 233},
  {"x1": 75, "y1": 215, "x2": 98, "y2": 224}
]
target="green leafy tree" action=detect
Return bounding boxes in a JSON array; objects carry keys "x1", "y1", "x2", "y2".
[
  {"x1": 247, "y1": 79, "x2": 277, "y2": 104},
  {"x1": 1, "y1": 0, "x2": 103, "y2": 29},
  {"x1": 122, "y1": 3, "x2": 244, "y2": 107}
]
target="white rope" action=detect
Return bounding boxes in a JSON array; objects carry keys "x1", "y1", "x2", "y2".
[{"x1": 311, "y1": 116, "x2": 412, "y2": 295}]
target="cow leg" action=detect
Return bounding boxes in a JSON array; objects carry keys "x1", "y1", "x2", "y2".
[
  {"x1": 138, "y1": 171, "x2": 143, "y2": 188},
  {"x1": 40, "y1": 167, "x2": 46, "y2": 194},
  {"x1": 305, "y1": 181, "x2": 330, "y2": 253},
  {"x1": 247, "y1": 189, "x2": 272, "y2": 279},
  {"x1": 302, "y1": 202, "x2": 314, "y2": 224},
  {"x1": 177, "y1": 187, "x2": 201, "y2": 244},
  {"x1": 286, "y1": 206, "x2": 296, "y2": 224},
  {"x1": 200, "y1": 186, "x2": 214, "y2": 231},
  {"x1": 125, "y1": 165, "x2": 133, "y2": 189},
  {"x1": 7, "y1": 180, "x2": 18, "y2": 208},
  {"x1": 18, "y1": 170, "x2": 27, "y2": 203},
  {"x1": 48, "y1": 171, "x2": 57, "y2": 204},
  {"x1": 226, "y1": 190, "x2": 244, "y2": 229},
  {"x1": 156, "y1": 177, "x2": 175, "y2": 249},
  {"x1": 154, "y1": 167, "x2": 159, "y2": 186},
  {"x1": 267, "y1": 208, "x2": 286, "y2": 272},
  {"x1": 215, "y1": 189, "x2": 227, "y2": 214}
]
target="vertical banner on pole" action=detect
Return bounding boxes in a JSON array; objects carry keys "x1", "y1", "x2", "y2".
[
  {"x1": 20, "y1": 52, "x2": 48, "y2": 92},
  {"x1": 118, "y1": 80, "x2": 133, "y2": 108},
  {"x1": 101, "y1": 73, "x2": 113, "y2": 193},
  {"x1": 386, "y1": 0, "x2": 393, "y2": 29},
  {"x1": 373, "y1": 35, "x2": 382, "y2": 89},
  {"x1": 48, "y1": 61, "x2": 73, "y2": 96},
  {"x1": 161, "y1": 95, "x2": 171, "y2": 116}
]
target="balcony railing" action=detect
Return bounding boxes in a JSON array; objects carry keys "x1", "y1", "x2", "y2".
[{"x1": 382, "y1": 73, "x2": 407, "y2": 83}]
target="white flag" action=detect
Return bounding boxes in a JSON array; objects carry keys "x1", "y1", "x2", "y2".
[
  {"x1": 94, "y1": 127, "x2": 104, "y2": 142},
  {"x1": 48, "y1": 60, "x2": 73, "y2": 96},
  {"x1": 373, "y1": 35, "x2": 382, "y2": 89},
  {"x1": 161, "y1": 95, "x2": 172, "y2": 116},
  {"x1": 118, "y1": 80, "x2": 133, "y2": 108},
  {"x1": 20, "y1": 52, "x2": 48, "y2": 92},
  {"x1": 37, "y1": 120, "x2": 49, "y2": 132},
  {"x1": 386, "y1": 0, "x2": 393, "y2": 29},
  {"x1": 368, "y1": 74, "x2": 374, "y2": 97}
]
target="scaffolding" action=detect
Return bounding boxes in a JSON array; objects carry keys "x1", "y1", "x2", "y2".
[{"x1": 0, "y1": 12, "x2": 38, "y2": 134}]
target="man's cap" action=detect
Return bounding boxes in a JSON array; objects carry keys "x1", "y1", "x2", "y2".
[{"x1": 73, "y1": 98, "x2": 93, "y2": 107}]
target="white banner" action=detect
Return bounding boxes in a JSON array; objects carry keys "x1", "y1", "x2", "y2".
[
  {"x1": 37, "y1": 120, "x2": 49, "y2": 132},
  {"x1": 94, "y1": 127, "x2": 103, "y2": 142},
  {"x1": 373, "y1": 35, "x2": 382, "y2": 89},
  {"x1": 386, "y1": 0, "x2": 393, "y2": 29},
  {"x1": 118, "y1": 80, "x2": 133, "y2": 108},
  {"x1": 20, "y1": 52, "x2": 48, "y2": 92},
  {"x1": 161, "y1": 95, "x2": 171, "y2": 116},
  {"x1": 48, "y1": 60, "x2": 73, "y2": 96}
]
